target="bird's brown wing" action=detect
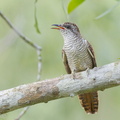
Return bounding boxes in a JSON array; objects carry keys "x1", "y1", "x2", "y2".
[
  {"x1": 87, "y1": 41, "x2": 97, "y2": 67},
  {"x1": 62, "y1": 49, "x2": 71, "y2": 74},
  {"x1": 79, "y1": 41, "x2": 98, "y2": 114}
]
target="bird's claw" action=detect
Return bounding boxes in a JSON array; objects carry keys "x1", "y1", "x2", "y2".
[
  {"x1": 72, "y1": 70, "x2": 76, "y2": 80},
  {"x1": 86, "y1": 68, "x2": 90, "y2": 76}
]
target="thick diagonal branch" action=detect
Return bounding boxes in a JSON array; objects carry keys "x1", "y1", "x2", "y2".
[{"x1": 0, "y1": 61, "x2": 120, "y2": 114}]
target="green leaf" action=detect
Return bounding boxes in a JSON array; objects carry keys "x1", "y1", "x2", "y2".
[
  {"x1": 68, "y1": 0, "x2": 85, "y2": 14},
  {"x1": 34, "y1": 0, "x2": 40, "y2": 34}
]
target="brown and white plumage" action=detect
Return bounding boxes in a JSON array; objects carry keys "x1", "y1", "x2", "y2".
[{"x1": 52, "y1": 22, "x2": 98, "y2": 114}]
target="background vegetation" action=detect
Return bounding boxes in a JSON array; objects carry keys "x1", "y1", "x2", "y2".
[{"x1": 0, "y1": 0, "x2": 120, "y2": 120}]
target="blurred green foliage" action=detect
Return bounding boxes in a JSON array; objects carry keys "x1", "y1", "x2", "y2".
[{"x1": 0, "y1": 0, "x2": 120, "y2": 120}]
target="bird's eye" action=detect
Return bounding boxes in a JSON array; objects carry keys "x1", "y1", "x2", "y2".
[{"x1": 65, "y1": 25, "x2": 71, "y2": 29}]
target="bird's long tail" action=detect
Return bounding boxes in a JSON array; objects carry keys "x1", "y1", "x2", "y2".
[{"x1": 78, "y1": 92, "x2": 98, "y2": 114}]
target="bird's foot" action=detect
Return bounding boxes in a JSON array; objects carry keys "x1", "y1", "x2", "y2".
[
  {"x1": 86, "y1": 68, "x2": 90, "y2": 76},
  {"x1": 72, "y1": 70, "x2": 76, "y2": 80}
]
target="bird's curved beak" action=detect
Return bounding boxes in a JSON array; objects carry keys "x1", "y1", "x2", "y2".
[{"x1": 51, "y1": 24, "x2": 65, "y2": 30}]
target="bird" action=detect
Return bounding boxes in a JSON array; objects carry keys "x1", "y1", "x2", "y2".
[{"x1": 52, "y1": 22, "x2": 98, "y2": 114}]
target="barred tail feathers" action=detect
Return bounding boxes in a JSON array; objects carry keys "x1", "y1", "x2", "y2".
[{"x1": 78, "y1": 92, "x2": 98, "y2": 114}]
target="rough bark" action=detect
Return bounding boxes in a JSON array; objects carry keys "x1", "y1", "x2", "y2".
[{"x1": 0, "y1": 61, "x2": 120, "y2": 114}]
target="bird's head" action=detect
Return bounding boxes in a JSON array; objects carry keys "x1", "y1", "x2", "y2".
[{"x1": 52, "y1": 22, "x2": 80, "y2": 40}]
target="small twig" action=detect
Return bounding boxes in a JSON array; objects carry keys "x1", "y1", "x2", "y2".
[
  {"x1": 34, "y1": 0, "x2": 41, "y2": 34},
  {"x1": 15, "y1": 107, "x2": 29, "y2": 120},
  {"x1": 0, "y1": 11, "x2": 41, "y2": 51},
  {"x1": 0, "y1": 11, "x2": 42, "y2": 120},
  {"x1": 37, "y1": 49, "x2": 42, "y2": 81},
  {"x1": 61, "y1": 0, "x2": 70, "y2": 21},
  {"x1": 95, "y1": 1, "x2": 120, "y2": 20}
]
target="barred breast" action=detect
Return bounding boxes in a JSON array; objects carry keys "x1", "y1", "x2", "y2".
[{"x1": 63, "y1": 38, "x2": 93, "y2": 73}]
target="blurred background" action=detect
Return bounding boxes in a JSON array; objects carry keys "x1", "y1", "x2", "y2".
[{"x1": 0, "y1": 0, "x2": 120, "y2": 120}]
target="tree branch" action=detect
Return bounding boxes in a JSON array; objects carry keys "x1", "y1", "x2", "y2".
[{"x1": 0, "y1": 61, "x2": 120, "y2": 114}]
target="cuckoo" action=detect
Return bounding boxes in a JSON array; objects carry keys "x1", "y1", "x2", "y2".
[{"x1": 52, "y1": 22, "x2": 98, "y2": 114}]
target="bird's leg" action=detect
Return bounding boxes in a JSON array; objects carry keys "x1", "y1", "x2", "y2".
[
  {"x1": 86, "y1": 68, "x2": 90, "y2": 76},
  {"x1": 72, "y1": 70, "x2": 76, "y2": 79}
]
